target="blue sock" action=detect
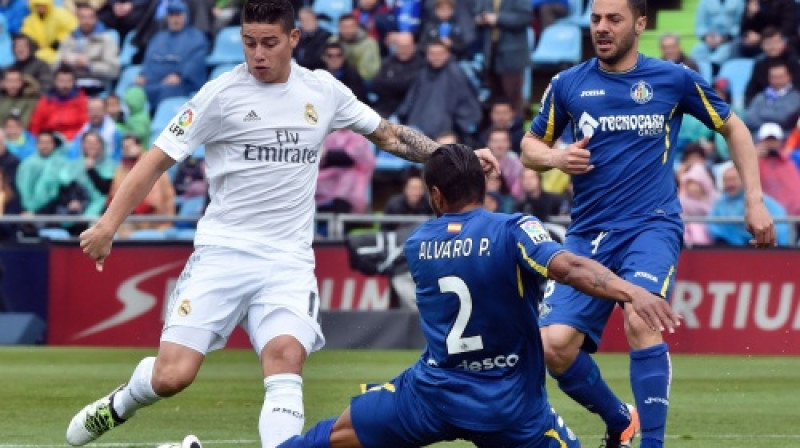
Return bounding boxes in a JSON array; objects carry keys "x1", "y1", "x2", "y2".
[
  {"x1": 551, "y1": 350, "x2": 631, "y2": 432},
  {"x1": 276, "y1": 417, "x2": 336, "y2": 448},
  {"x1": 630, "y1": 343, "x2": 671, "y2": 448}
]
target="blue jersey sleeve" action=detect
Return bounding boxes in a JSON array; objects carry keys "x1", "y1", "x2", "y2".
[
  {"x1": 528, "y1": 74, "x2": 570, "y2": 144},
  {"x1": 510, "y1": 216, "x2": 564, "y2": 279},
  {"x1": 679, "y1": 66, "x2": 731, "y2": 132}
]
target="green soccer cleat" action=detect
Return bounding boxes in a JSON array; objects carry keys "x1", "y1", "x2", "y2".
[{"x1": 66, "y1": 385, "x2": 127, "y2": 446}]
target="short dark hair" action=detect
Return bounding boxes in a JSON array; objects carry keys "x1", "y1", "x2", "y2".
[
  {"x1": 426, "y1": 38, "x2": 450, "y2": 51},
  {"x1": 489, "y1": 97, "x2": 514, "y2": 110},
  {"x1": 241, "y1": 0, "x2": 296, "y2": 33},
  {"x1": 768, "y1": 60, "x2": 789, "y2": 72},
  {"x1": 122, "y1": 134, "x2": 142, "y2": 145},
  {"x1": 3, "y1": 114, "x2": 22, "y2": 126},
  {"x1": 423, "y1": 144, "x2": 486, "y2": 210},
  {"x1": 338, "y1": 14, "x2": 357, "y2": 23},
  {"x1": 488, "y1": 127, "x2": 511, "y2": 140},
  {"x1": 762, "y1": 26, "x2": 783, "y2": 40},
  {"x1": 628, "y1": 0, "x2": 647, "y2": 18},
  {"x1": 74, "y1": 2, "x2": 96, "y2": 11},
  {"x1": 54, "y1": 65, "x2": 76, "y2": 78},
  {"x1": 324, "y1": 42, "x2": 345, "y2": 53}
]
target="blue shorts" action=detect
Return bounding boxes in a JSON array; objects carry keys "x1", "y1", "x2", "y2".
[
  {"x1": 538, "y1": 222, "x2": 682, "y2": 352},
  {"x1": 350, "y1": 370, "x2": 580, "y2": 448}
]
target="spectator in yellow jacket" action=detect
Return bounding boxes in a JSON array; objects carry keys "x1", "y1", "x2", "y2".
[{"x1": 21, "y1": 0, "x2": 78, "y2": 65}]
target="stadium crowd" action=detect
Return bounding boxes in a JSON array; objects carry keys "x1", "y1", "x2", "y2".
[{"x1": 0, "y1": 0, "x2": 798, "y2": 245}]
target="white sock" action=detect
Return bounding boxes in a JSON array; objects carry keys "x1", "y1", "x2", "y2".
[
  {"x1": 259, "y1": 374, "x2": 304, "y2": 448},
  {"x1": 112, "y1": 357, "x2": 163, "y2": 420}
]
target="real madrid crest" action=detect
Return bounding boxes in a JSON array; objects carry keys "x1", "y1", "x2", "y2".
[
  {"x1": 304, "y1": 103, "x2": 318, "y2": 125},
  {"x1": 178, "y1": 299, "x2": 192, "y2": 317},
  {"x1": 630, "y1": 80, "x2": 653, "y2": 104}
]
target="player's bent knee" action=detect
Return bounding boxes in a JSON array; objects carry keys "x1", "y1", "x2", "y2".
[
  {"x1": 262, "y1": 335, "x2": 308, "y2": 375},
  {"x1": 623, "y1": 309, "x2": 664, "y2": 349},
  {"x1": 540, "y1": 326, "x2": 582, "y2": 372},
  {"x1": 151, "y1": 359, "x2": 198, "y2": 397}
]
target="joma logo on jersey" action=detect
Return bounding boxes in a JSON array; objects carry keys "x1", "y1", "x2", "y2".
[
  {"x1": 457, "y1": 353, "x2": 520, "y2": 371},
  {"x1": 580, "y1": 89, "x2": 606, "y2": 97}
]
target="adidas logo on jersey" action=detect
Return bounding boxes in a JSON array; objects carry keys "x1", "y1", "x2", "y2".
[{"x1": 243, "y1": 110, "x2": 261, "y2": 122}]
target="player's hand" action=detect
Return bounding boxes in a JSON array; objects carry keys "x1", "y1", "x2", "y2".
[
  {"x1": 79, "y1": 222, "x2": 115, "y2": 272},
  {"x1": 474, "y1": 147, "x2": 501, "y2": 177},
  {"x1": 555, "y1": 136, "x2": 594, "y2": 175},
  {"x1": 629, "y1": 288, "x2": 682, "y2": 333},
  {"x1": 745, "y1": 199, "x2": 776, "y2": 247}
]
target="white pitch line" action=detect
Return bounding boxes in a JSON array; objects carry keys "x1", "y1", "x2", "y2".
[{"x1": 3, "y1": 435, "x2": 800, "y2": 447}]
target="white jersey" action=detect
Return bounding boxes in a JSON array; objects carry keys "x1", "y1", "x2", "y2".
[{"x1": 155, "y1": 62, "x2": 381, "y2": 258}]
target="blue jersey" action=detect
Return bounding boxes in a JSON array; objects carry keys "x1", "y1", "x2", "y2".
[
  {"x1": 404, "y1": 208, "x2": 564, "y2": 431},
  {"x1": 530, "y1": 54, "x2": 731, "y2": 234}
]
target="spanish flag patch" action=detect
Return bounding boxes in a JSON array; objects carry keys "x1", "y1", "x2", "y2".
[{"x1": 447, "y1": 223, "x2": 462, "y2": 233}]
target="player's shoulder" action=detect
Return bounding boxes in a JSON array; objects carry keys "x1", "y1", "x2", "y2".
[
  {"x1": 551, "y1": 59, "x2": 596, "y2": 83},
  {"x1": 639, "y1": 55, "x2": 697, "y2": 80},
  {"x1": 193, "y1": 63, "x2": 247, "y2": 102}
]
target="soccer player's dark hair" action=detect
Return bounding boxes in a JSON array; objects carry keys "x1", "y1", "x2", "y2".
[
  {"x1": 241, "y1": 0, "x2": 296, "y2": 34},
  {"x1": 423, "y1": 144, "x2": 486, "y2": 210},
  {"x1": 628, "y1": 0, "x2": 647, "y2": 18}
]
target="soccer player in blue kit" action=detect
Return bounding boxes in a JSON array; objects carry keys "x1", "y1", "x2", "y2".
[
  {"x1": 521, "y1": 0, "x2": 776, "y2": 446},
  {"x1": 276, "y1": 144, "x2": 681, "y2": 448}
]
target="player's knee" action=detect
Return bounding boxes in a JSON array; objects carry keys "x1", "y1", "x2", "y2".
[
  {"x1": 624, "y1": 309, "x2": 664, "y2": 349},
  {"x1": 151, "y1": 360, "x2": 197, "y2": 397},
  {"x1": 541, "y1": 331, "x2": 580, "y2": 373},
  {"x1": 262, "y1": 335, "x2": 307, "y2": 375}
]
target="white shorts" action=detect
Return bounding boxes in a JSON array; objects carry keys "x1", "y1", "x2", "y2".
[{"x1": 161, "y1": 245, "x2": 325, "y2": 356}]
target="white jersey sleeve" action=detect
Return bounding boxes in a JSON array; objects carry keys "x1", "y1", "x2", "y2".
[
  {"x1": 324, "y1": 71, "x2": 382, "y2": 135},
  {"x1": 154, "y1": 82, "x2": 224, "y2": 162}
]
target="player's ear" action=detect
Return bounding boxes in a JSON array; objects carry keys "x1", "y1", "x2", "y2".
[
  {"x1": 634, "y1": 15, "x2": 647, "y2": 35},
  {"x1": 289, "y1": 27, "x2": 301, "y2": 47}
]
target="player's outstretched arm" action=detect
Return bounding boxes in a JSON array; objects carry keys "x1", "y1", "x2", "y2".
[
  {"x1": 520, "y1": 132, "x2": 593, "y2": 175},
  {"x1": 79, "y1": 146, "x2": 176, "y2": 271},
  {"x1": 366, "y1": 119, "x2": 500, "y2": 174},
  {"x1": 548, "y1": 251, "x2": 681, "y2": 332},
  {"x1": 718, "y1": 113, "x2": 776, "y2": 247}
]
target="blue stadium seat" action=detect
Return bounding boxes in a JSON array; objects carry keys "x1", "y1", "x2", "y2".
[
  {"x1": 523, "y1": 28, "x2": 537, "y2": 104},
  {"x1": 38, "y1": 228, "x2": 71, "y2": 240},
  {"x1": 312, "y1": 0, "x2": 352, "y2": 33},
  {"x1": 716, "y1": 58, "x2": 755, "y2": 109},
  {"x1": 128, "y1": 229, "x2": 169, "y2": 240},
  {"x1": 175, "y1": 196, "x2": 206, "y2": 229},
  {"x1": 150, "y1": 96, "x2": 190, "y2": 138},
  {"x1": 206, "y1": 26, "x2": 244, "y2": 66},
  {"x1": 118, "y1": 31, "x2": 137, "y2": 67},
  {"x1": 114, "y1": 64, "x2": 141, "y2": 96},
  {"x1": 209, "y1": 63, "x2": 238, "y2": 81},
  {"x1": 559, "y1": 0, "x2": 591, "y2": 27},
  {"x1": 696, "y1": 60, "x2": 713, "y2": 83},
  {"x1": 531, "y1": 23, "x2": 582, "y2": 66}
]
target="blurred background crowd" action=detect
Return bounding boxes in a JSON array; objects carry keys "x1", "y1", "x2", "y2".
[{"x1": 0, "y1": 0, "x2": 798, "y2": 246}]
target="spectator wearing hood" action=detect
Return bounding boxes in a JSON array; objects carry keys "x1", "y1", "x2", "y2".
[
  {"x1": 707, "y1": 162, "x2": 790, "y2": 246},
  {"x1": 0, "y1": 0, "x2": 30, "y2": 36},
  {"x1": 21, "y1": 0, "x2": 78, "y2": 65},
  {"x1": 329, "y1": 14, "x2": 381, "y2": 81},
  {"x1": 15, "y1": 130, "x2": 70, "y2": 214},
  {"x1": 10, "y1": 34, "x2": 52, "y2": 91},
  {"x1": 106, "y1": 87, "x2": 150, "y2": 145},
  {"x1": 315, "y1": 129, "x2": 376, "y2": 214},
  {"x1": 55, "y1": 3, "x2": 120, "y2": 96},
  {"x1": 4, "y1": 115, "x2": 36, "y2": 160},
  {"x1": 61, "y1": 130, "x2": 115, "y2": 217},
  {"x1": 136, "y1": 0, "x2": 209, "y2": 109},
  {"x1": 0, "y1": 68, "x2": 40, "y2": 127},
  {"x1": 678, "y1": 162, "x2": 718, "y2": 246},
  {"x1": 396, "y1": 40, "x2": 482, "y2": 143},
  {"x1": 68, "y1": 97, "x2": 122, "y2": 161},
  {"x1": 28, "y1": 65, "x2": 87, "y2": 140},
  {"x1": 755, "y1": 122, "x2": 800, "y2": 216}
]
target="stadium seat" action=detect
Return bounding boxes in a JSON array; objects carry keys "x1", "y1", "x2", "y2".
[
  {"x1": 531, "y1": 23, "x2": 582, "y2": 66},
  {"x1": 559, "y1": 0, "x2": 591, "y2": 27},
  {"x1": 175, "y1": 196, "x2": 206, "y2": 229},
  {"x1": 150, "y1": 96, "x2": 190, "y2": 138},
  {"x1": 312, "y1": 0, "x2": 352, "y2": 33},
  {"x1": 38, "y1": 228, "x2": 71, "y2": 240},
  {"x1": 128, "y1": 229, "x2": 169, "y2": 240},
  {"x1": 118, "y1": 31, "x2": 137, "y2": 67},
  {"x1": 522, "y1": 28, "x2": 537, "y2": 104},
  {"x1": 209, "y1": 63, "x2": 238, "y2": 81},
  {"x1": 696, "y1": 60, "x2": 713, "y2": 83},
  {"x1": 206, "y1": 26, "x2": 244, "y2": 66},
  {"x1": 376, "y1": 150, "x2": 416, "y2": 171},
  {"x1": 716, "y1": 58, "x2": 755, "y2": 109},
  {"x1": 114, "y1": 64, "x2": 141, "y2": 97}
]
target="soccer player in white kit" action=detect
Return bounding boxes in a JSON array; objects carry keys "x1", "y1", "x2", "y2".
[{"x1": 65, "y1": 1, "x2": 499, "y2": 447}]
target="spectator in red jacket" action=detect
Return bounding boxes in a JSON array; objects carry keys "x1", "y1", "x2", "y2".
[{"x1": 28, "y1": 66, "x2": 88, "y2": 141}]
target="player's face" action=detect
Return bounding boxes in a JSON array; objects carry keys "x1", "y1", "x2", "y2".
[
  {"x1": 590, "y1": 0, "x2": 645, "y2": 68},
  {"x1": 242, "y1": 22, "x2": 300, "y2": 84}
]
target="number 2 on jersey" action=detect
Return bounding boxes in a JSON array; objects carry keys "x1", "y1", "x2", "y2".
[{"x1": 439, "y1": 276, "x2": 484, "y2": 355}]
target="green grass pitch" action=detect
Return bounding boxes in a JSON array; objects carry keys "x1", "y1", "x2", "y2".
[{"x1": 1, "y1": 347, "x2": 799, "y2": 447}]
